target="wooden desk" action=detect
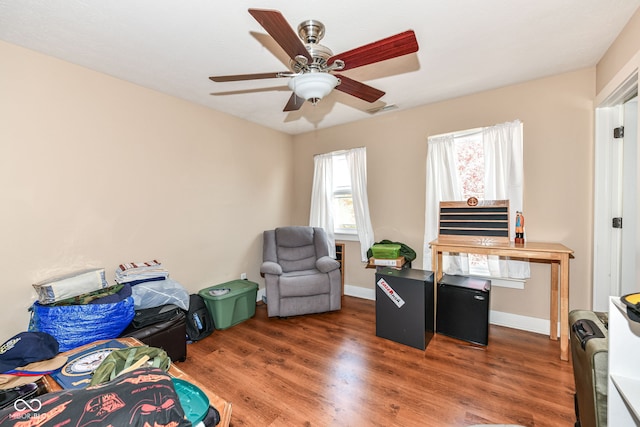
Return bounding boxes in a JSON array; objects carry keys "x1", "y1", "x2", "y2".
[
  {"x1": 42, "y1": 337, "x2": 232, "y2": 426},
  {"x1": 430, "y1": 239, "x2": 573, "y2": 361}
]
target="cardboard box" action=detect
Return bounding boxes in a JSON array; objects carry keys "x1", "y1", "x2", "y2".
[{"x1": 368, "y1": 257, "x2": 406, "y2": 268}]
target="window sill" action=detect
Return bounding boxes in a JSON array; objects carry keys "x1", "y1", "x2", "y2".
[
  {"x1": 460, "y1": 274, "x2": 526, "y2": 289},
  {"x1": 335, "y1": 233, "x2": 359, "y2": 242}
]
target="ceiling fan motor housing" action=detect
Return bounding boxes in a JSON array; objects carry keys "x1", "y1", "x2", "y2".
[
  {"x1": 298, "y1": 20, "x2": 325, "y2": 44},
  {"x1": 291, "y1": 20, "x2": 334, "y2": 73}
]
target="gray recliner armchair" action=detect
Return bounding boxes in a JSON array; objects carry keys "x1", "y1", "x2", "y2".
[{"x1": 261, "y1": 226, "x2": 342, "y2": 317}]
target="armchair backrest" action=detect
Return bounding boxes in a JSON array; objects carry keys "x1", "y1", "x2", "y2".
[{"x1": 263, "y1": 226, "x2": 330, "y2": 273}]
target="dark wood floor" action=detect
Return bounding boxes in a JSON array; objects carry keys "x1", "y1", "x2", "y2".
[{"x1": 179, "y1": 296, "x2": 576, "y2": 427}]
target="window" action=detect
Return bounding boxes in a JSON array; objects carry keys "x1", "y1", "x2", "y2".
[
  {"x1": 310, "y1": 147, "x2": 375, "y2": 261},
  {"x1": 332, "y1": 154, "x2": 357, "y2": 235},
  {"x1": 452, "y1": 131, "x2": 490, "y2": 276},
  {"x1": 455, "y1": 132, "x2": 484, "y2": 200},
  {"x1": 423, "y1": 120, "x2": 529, "y2": 280}
]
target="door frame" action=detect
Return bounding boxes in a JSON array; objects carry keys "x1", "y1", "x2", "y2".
[
  {"x1": 593, "y1": 60, "x2": 639, "y2": 311},
  {"x1": 620, "y1": 96, "x2": 638, "y2": 297}
]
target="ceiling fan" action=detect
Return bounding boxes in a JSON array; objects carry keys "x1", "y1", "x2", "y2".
[{"x1": 209, "y1": 8, "x2": 419, "y2": 112}]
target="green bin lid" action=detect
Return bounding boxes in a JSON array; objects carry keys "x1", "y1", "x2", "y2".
[
  {"x1": 372, "y1": 243, "x2": 401, "y2": 249},
  {"x1": 199, "y1": 280, "x2": 258, "y2": 300}
]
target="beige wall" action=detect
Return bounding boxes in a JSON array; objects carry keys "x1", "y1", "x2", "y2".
[
  {"x1": 292, "y1": 68, "x2": 595, "y2": 322},
  {"x1": 596, "y1": 6, "x2": 640, "y2": 94},
  {"x1": 0, "y1": 40, "x2": 294, "y2": 342}
]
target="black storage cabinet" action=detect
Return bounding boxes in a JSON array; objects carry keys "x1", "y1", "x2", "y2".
[
  {"x1": 375, "y1": 267, "x2": 434, "y2": 350},
  {"x1": 436, "y1": 274, "x2": 491, "y2": 345}
]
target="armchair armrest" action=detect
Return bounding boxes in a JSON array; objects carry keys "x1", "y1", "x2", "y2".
[
  {"x1": 260, "y1": 261, "x2": 282, "y2": 275},
  {"x1": 316, "y1": 256, "x2": 340, "y2": 273}
]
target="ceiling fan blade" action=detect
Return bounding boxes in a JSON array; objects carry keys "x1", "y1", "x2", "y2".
[
  {"x1": 334, "y1": 74, "x2": 385, "y2": 103},
  {"x1": 209, "y1": 72, "x2": 290, "y2": 82},
  {"x1": 328, "y1": 30, "x2": 418, "y2": 71},
  {"x1": 283, "y1": 92, "x2": 305, "y2": 111},
  {"x1": 248, "y1": 8, "x2": 312, "y2": 62}
]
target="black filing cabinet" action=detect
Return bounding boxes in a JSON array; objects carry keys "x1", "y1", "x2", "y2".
[
  {"x1": 436, "y1": 274, "x2": 491, "y2": 345},
  {"x1": 375, "y1": 268, "x2": 434, "y2": 350}
]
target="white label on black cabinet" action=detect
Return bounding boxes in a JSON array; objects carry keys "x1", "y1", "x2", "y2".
[{"x1": 377, "y1": 278, "x2": 405, "y2": 308}]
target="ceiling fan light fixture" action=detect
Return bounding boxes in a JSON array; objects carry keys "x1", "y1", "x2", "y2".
[{"x1": 288, "y1": 72, "x2": 338, "y2": 105}]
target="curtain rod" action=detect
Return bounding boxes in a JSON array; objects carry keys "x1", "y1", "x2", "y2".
[
  {"x1": 427, "y1": 127, "x2": 483, "y2": 140},
  {"x1": 427, "y1": 119, "x2": 522, "y2": 140},
  {"x1": 313, "y1": 146, "x2": 366, "y2": 157}
]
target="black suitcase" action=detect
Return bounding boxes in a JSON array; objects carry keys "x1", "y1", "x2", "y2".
[
  {"x1": 569, "y1": 309, "x2": 608, "y2": 427},
  {"x1": 120, "y1": 308, "x2": 188, "y2": 362}
]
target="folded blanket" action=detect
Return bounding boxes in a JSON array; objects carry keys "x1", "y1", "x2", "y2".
[
  {"x1": 115, "y1": 260, "x2": 169, "y2": 284},
  {"x1": 117, "y1": 259, "x2": 162, "y2": 272}
]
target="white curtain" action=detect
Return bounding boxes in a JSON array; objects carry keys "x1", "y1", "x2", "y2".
[
  {"x1": 422, "y1": 120, "x2": 530, "y2": 279},
  {"x1": 423, "y1": 134, "x2": 462, "y2": 270},
  {"x1": 346, "y1": 147, "x2": 375, "y2": 261},
  {"x1": 310, "y1": 148, "x2": 375, "y2": 260},
  {"x1": 484, "y1": 120, "x2": 530, "y2": 278},
  {"x1": 310, "y1": 152, "x2": 336, "y2": 257}
]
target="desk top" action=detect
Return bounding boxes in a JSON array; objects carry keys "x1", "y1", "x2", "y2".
[
  {"x1": 430, "y1": 239, "x2": 573, "y2": 253},
  {"x1": 42, "y1": 337, "x2": 232, "y2": 427},
  {"x1": 430, "y1": 239, "x2": 573, "y2": 260}
]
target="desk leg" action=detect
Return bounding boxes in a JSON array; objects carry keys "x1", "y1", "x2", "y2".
[
  {"x1": 550, "y1": 262, "x2": 559, "y2": 341},
  {"x1": 431, "y1": 249, "x2": 443, "y2": 282},
  {"x1": 559, "y1": 254, "x2": 570, "y2": 362},
  {"x1": 431, "y1": 248, "x2": 442, "y2": 331}
]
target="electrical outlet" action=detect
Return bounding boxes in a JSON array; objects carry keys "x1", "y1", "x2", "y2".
[{"x1": 240, "y1": 272, "x2": 247, "y2": 280}]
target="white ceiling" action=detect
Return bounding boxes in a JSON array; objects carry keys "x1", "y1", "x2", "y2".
[{"x1": 1, "y1": 1, "x2": 639, "y2": 135}]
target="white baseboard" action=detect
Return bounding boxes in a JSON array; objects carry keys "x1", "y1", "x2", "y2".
[
  {"x1": 344, "y1": 284, "x2": 554, "y2": 336},
  {"x1": 345, "y1": 284, "x2": 376, "y2": 300},
  {"x1": 257, "y1": 287, "x2": 266, "y2": 302},
  {"x1": 489, "y1": 310, "x2": 555, "y2": 336}
]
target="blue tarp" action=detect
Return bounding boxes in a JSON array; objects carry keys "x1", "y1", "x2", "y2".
[{"x1": 29, "y1": 287, "x2": 135, "y2": 352}]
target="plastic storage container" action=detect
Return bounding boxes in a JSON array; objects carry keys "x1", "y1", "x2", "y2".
[
  {"x1": 199, "y1": 280, "x2": 258, "y2": 330},
  {"x1": 370, "y1": 243, "x2": 401, "y2": 259}
]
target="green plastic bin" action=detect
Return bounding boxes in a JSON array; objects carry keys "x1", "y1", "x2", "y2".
[
  {"x1": 199, "y1": 280, "x2": 258, "y2": 330},
  {"x1": 371, "y1": 243, "x2": 401, "y2": 259}
]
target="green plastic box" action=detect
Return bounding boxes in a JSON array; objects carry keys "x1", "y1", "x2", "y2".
[
  {"x1": 371, "y1": 243, "x2": 401, "y2": 259},
  {"x1": 199, "y1": 280, "x2": 258, "y2": 330}
]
